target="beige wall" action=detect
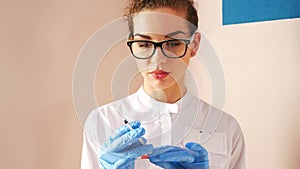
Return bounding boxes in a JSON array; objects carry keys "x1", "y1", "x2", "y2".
[
  {"x1": 210, "y1": 23, "x2": 300, "y2": 168},
  {"x1": 197, "y1": 1, "x2": 300, "y2": 168},
  {"x1": 1, "y1": 0, "x2": 299, "y2": 169}
]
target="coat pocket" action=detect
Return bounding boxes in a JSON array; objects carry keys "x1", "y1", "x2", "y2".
[
  {"x1": 202, "y1": 132, "x2": 228, "y2": 168},
  {"x1": 183, "y1": 128, "x2": 228, "y2": 168},
  {"x1": 208, "y1": 152, "x2": 228, "y2": 169}
]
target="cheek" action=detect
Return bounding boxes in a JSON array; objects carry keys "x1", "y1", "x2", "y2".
[
  {"x1": 181, "y1": 56, "x2": 190, "y2": 65},
  {"x1": 169, "y1": 54, "x2": 191, "y2": 76},
  {"x1": 135, "y1": 59, "x2": 150, "y2": 72},
  {"x1": 174, "y1": 52, "x2": 191, "y2": 67},
  {"x1": 168, "y1": 58, "x2": 189, "y2": 75}
]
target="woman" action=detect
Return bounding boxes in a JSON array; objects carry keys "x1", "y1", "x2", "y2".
[{"x1": 81, "y1": 0, "x2": 246, "y2": 168}]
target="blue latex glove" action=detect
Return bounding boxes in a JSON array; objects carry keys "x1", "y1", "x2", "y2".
[
  {"x1": 149, "y1": 142, "x2": 209, "y2": 169},
  {"x1": 99, "y1": 120, "x2": 153, "y2": 169}
]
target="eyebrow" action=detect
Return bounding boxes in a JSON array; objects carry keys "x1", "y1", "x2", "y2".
[
  {"x1": 133, "y1": 33, "x2": 152, "y2": 39},
  {"x1": 133, "y1": 31, "x2": 187, "y2": 39},
  {"x1": 165, "y1": 31, "x2": 187, "y2": 38}
]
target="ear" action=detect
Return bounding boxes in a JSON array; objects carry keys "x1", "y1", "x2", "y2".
[
  {"x1": 128, "y1": 33, "x2": 134, "y2": 40},
  {"x1": 190, "y1": 32, "x2": 201, "y2": 57}
]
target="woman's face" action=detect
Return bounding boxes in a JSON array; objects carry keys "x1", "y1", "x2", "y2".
[{"x1": 131, "y1": 7, "x2": 200, "y2": 91}]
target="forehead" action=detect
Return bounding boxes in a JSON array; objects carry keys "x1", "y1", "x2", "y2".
[{"x1": 132, "y1": 10, "x2": 192, "y2": 35}]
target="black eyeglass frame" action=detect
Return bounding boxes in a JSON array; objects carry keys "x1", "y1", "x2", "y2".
[{"x1": 127, "y1": 39, "x2": 191, "y2": 59}]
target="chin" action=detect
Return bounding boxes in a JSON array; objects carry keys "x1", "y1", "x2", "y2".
[{"x1": 144, "y1": 77, "x2": 177, "y2": 90}]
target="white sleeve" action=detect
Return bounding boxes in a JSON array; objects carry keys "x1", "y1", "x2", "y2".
[
  {"x1": 230, "y1": 126, "x2": 246, "y2": 169},
  {"x1": 81, "y1": 131, "x2": 100, "y2": 169}
]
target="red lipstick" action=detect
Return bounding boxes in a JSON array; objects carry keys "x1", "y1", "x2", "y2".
[{"x1": 150, "y1": 70, "x2": 169, "y2": 79}]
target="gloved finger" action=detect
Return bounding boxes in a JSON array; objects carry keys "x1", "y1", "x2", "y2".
[
  {"x1": 119, "y1": 143, "x2": 153, "y2": 158},
  {"x1": 185, "y1": 142, "x2": 208, "y2": 162},
  {"x1": 99, "y1": 152, "x2": 120, "y2": 168},
  {"x1": 110, "y1": 127, "x2": 146, "y2": 151},
  {"x1": 185, "y1": 142, "x2": 207, "y2": 153},
  {"x1": 113, "y1": 157, "x2": 135, "y2": 169},
  {"x1": 100, "y1": 144, "x2": 153, "y2": 168},
  {"x1": 149, "y1": 145, "x2": 183, "y2": 157},
  {"x1": 114, "y1": 144, "x2": 153, "y2": 168},
  {"x1": 100, "y1": 152, "x2": 135, "y2": 168},
  {"x1": 100, "y1": 156, "x2": 133, "y2": 169},
  {"x1": 122, "y1": 137, "x2": 147, "y2": 150},
  {"x1": 149, "y1": 149, "x2": 195, "y2": 163},
  {"x1": 110, "y1": 120, "x2": 141, "y2": 140}
]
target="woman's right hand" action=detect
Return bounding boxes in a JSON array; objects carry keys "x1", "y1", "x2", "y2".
[{"x1": 99, "y1": 120, "x2": 153, "y2": 169}]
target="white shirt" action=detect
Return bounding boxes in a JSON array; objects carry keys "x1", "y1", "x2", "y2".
[{"x1": 81, "y1": 87, "x2": 246, "y2": 169}]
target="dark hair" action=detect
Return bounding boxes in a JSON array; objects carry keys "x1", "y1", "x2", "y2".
[{"x1": 125, "y1": 0, "x2": 198, "y2": 36}]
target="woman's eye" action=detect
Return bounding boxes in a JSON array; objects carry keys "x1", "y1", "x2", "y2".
[
  {"x1": 166, "y1": 40, "x2": 181, "y2": 47},
  {"x1": 138, "y1": 42, "x2": 152, "y2": 48}
]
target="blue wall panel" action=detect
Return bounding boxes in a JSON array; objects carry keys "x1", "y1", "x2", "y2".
[{"x1": 223, "y1": 0, "x2": 300, "y2": 25}]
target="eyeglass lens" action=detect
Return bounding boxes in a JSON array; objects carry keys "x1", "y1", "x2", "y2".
[{"x1": 130, "y1": 39, "x2": 188, "y2": 59}]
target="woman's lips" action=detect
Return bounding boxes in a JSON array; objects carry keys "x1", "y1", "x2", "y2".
[{"x1": 150, "y1": 70, "x2": 169, "y2": 79}]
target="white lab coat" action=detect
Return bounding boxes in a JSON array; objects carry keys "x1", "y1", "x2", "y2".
[{"x1": 81, "y1": 87, "x2": 246, "y2": 169}]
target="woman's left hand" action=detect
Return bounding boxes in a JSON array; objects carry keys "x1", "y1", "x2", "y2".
[{"x1": 149, "y1": 142, "x2": 210, "y2": 169}]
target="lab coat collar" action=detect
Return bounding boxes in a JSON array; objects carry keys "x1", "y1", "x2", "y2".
[{"x1": 135, "y1": 86, "x2": 193, "y2": 114}]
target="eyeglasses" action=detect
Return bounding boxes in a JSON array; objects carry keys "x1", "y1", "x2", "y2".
[{"x1": 127, "y1": 39, "x2": 191, "y2": 59}]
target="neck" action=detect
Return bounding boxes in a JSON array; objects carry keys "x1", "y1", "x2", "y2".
[{"x1": 143, "y1": 82, "x2": 187, "y2": 103}]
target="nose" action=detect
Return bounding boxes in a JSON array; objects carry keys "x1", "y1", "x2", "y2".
[{"x1": 150, "y1": 47, "x2": 167, "y2": 64}]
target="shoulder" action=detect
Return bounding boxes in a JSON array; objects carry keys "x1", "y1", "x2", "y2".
[
  {"x1": 86, "y1": 92, "x2": 137, "y2": 121},
  {"x1": 193, "y1": 96, "x2": 243, "y2": 135},
  {"x1": 83, "y1": 94, "x2": 137, "y2": 142},
  {"x1": 198, "y1": 99, "x2": 245, "y2": 153}
]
